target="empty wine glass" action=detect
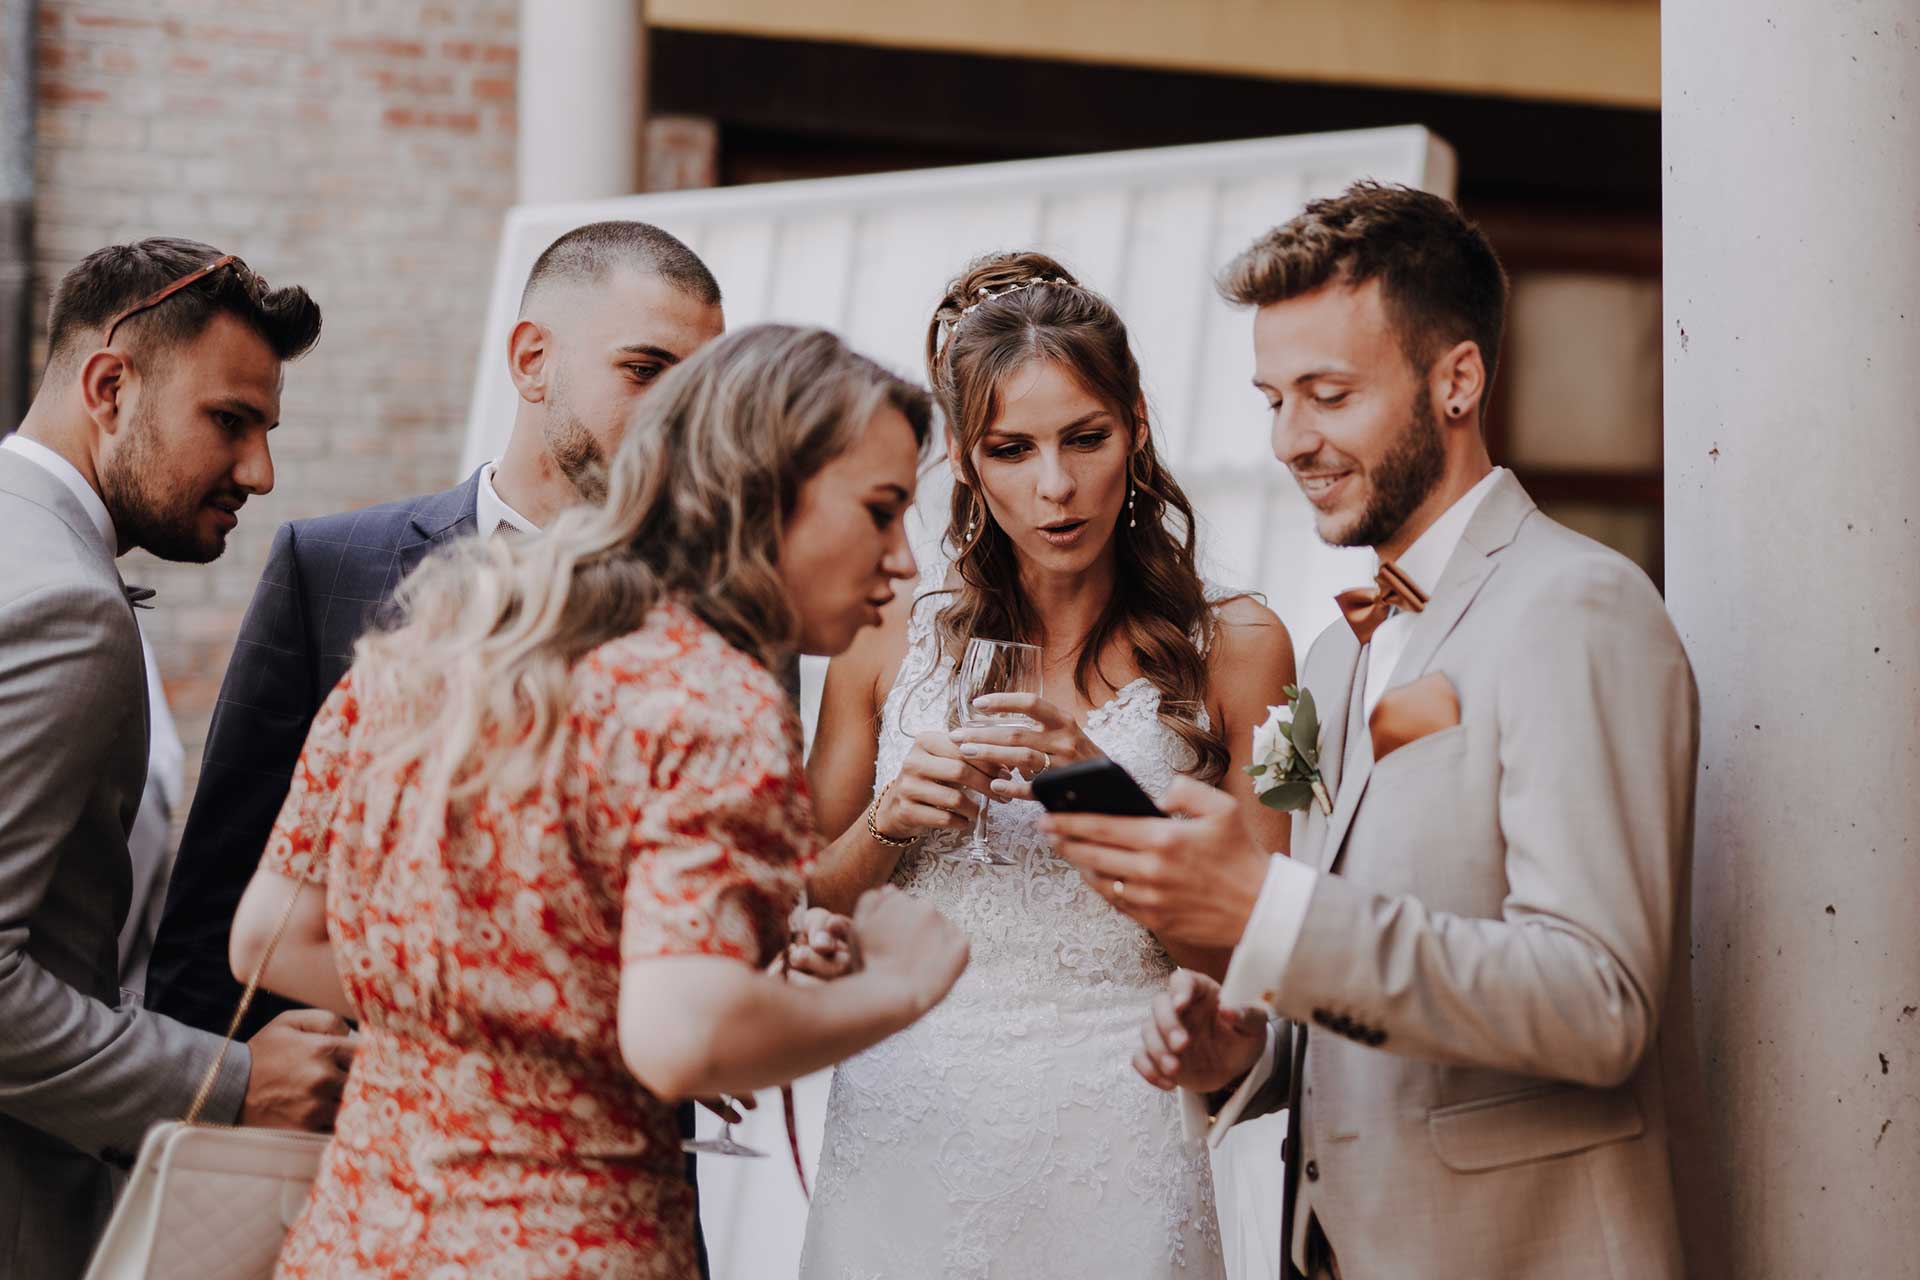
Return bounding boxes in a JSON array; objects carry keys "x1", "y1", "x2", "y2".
[
  {"x1": 683, "y1": 882, "x2": 820, "y2": 1161},
  {"x1": 948, "y1": 637, "x2": 1043, "y2": 866}
]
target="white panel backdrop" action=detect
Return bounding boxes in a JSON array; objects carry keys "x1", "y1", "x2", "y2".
[{"x1": 459, "y1": 125, "x2": 1455, "y2": 1279}]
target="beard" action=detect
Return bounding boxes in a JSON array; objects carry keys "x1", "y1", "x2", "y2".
[
  {"x1": 1324, "y1": 384, "x2": 1447, "y2": 549},
  {"x1": 543, "y1": 370, "x2": 609, "y2": 505},
  {"x1": 98, "y1": 400, "x2": 232, "y2": 563}
]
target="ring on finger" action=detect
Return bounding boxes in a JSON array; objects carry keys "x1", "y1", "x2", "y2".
[{"x1": 1113, "y1": 879, "x2": 1126, "y2": 900}]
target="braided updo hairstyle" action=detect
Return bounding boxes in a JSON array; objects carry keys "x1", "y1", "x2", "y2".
[{"x1": 923, "y1": 251, "x2": 1229, "y2": 784}]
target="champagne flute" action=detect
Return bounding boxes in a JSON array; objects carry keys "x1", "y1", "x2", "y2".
[
  {"x1": 684, "y1": 882, "x2": 820, "y2": 1160},
  {"x1": 948, "y1": 637, "x2": 1043, "y2": 866},
  {"x1": 681, "y1": 1095, "x2": 766, "y2": 1158}
]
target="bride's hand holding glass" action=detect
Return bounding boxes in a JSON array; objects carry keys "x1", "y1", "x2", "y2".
[
  {"x1": 951, "y1": 692, "x2": 1105, "y2": 801},
  {"x1": 866, "y1": 732, "x2": 998, "y2": 844}
]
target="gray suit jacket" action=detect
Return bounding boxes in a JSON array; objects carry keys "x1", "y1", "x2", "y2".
[
  {"x1": 0, "y1": 449, "x2": 248, "y2": 1280},
  {"x1": 1233, "y1": 473, "x2": 1722, "y2": 1279}
]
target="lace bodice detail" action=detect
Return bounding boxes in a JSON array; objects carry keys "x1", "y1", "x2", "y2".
[
  {"x1": 800, "y1": 564, "x2": 1224, "y2": 1280},
  {"x1": 870, "y1": 584, "x2": 1200, "y2": 992}
]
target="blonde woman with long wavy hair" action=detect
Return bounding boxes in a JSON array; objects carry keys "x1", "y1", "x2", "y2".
[
  {"x1": 231, "y1": 324, "x2": 970, "y2": 1280},
  {"x1": 797, "y1": 253, "x2": 1297, "y2": 1278}
]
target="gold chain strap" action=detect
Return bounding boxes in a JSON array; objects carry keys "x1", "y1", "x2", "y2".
[{"x1": 181, "y1": 875, "x2": 310, "y2": 1127}]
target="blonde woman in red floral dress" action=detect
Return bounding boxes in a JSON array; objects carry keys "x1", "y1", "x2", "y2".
[{"x1": 231, "y1": 325, "x2": 971, "y2": 1280}]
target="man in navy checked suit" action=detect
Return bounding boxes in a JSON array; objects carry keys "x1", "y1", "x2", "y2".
[{"x1": 146, "y1": 221, "x2": 726, "y2": 1269}]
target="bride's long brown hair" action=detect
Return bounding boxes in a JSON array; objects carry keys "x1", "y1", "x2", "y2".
[{"x1": 925, "y1": 251, "x2": 1229, "y2": 783}]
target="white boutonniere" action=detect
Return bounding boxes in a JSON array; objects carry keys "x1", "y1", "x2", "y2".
[{"x1": 1245, "y1": 684, "x2": 1332, "y2": 815}]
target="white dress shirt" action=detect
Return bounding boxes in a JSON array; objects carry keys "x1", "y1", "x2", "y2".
[
  {"x1": 475, "y1": 460, "x2": 539, "y2": 538},
  {"x1": 1184, "y1": 468, "x2": 1508, "y2": 1146},
  {"x1": 2, "y1": 433, "x2": 118, "y2": 554},
  {"x1": 119, "y1": 636, "x2": 184, "y2": 998}
]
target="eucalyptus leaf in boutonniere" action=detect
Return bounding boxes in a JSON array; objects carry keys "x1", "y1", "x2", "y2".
[{"x1": 1245, "y1": 685, "x2": 1333, "y2": 815}]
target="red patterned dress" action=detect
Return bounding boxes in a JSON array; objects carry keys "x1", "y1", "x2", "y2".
[{"x1": 263, "y1": 602, "x2": 815, "y2": 1279}]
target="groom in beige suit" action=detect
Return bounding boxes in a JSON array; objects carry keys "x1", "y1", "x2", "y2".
[{"x1": 1046, "y1": 183, "x2": 1722, "y2": 1278}]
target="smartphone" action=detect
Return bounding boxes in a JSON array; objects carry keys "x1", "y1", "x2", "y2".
[{"x1": 1030, "y1": 757, "x2": 1165, "y2": 818}]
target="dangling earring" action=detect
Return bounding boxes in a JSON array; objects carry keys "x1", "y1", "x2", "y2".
[
  {"x1": 963, "y1": 491, "x2": 978, "y2": 543},
  {"x1": 1127, "y1": 482, "x2": 1137, "y2": 529}
]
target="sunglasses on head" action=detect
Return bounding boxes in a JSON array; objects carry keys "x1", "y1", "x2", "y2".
[{"x1": 101, "y1": 253, "x2": 245, "y2": 347}]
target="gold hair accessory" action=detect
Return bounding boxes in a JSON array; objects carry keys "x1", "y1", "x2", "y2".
[{"x1": 956, "y1": 276, "x2": 1072, "y2": 318}]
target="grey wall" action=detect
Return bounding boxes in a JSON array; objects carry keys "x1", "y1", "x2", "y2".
[{"x1": 1665, "y1": 2, "x2": 1920, "y2": 1273}]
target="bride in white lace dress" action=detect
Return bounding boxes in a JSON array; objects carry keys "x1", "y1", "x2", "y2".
[{"x1": 798, "y1": 253, "x2": 1295, "y2": 1279}]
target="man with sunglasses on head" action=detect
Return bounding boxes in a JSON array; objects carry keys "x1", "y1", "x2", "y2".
[
  {"x1": 0, "y1": 238, "x2": 349, "y2": 1279},
  {"x1": 142, "y1": 219, "x2": 728, "y2": 1271}
]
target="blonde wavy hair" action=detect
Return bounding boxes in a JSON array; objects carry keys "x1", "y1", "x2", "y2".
[{"x1": 350, "y1": 323, "x2": 932, "y2": 826}]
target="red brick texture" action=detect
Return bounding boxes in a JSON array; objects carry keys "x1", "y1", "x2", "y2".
[{"x1": 30, "y1": 0, "x2": 519, "y2": 805}]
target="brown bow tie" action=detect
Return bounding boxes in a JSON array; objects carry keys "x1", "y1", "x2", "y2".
[{"x1": 1335, "y1": 559, "x2": 1429, "y2": 645}]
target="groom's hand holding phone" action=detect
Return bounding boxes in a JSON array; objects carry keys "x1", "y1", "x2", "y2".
[
  {"x1": 1135, "y1": 968, "x2": 1267, "y2": 1094},
  {"x1": 1041, "y1": 775, "x2": 1271, "y2": 951}
]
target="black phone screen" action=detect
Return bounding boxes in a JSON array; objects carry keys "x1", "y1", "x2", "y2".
[{"x1": 1029, "y1": 758, "x2": 1165, "y2": 818}]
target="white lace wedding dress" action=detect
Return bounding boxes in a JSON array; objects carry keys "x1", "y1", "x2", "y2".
[{"x1": 799, "y1": 570, "x2": 1225, "y2": 1280}]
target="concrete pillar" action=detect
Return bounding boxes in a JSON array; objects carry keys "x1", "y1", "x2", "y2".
[
  {"x1": 516, "y1": 0, "x2": 646, "y2": 202},
  {"x1": 1664, "y1": 5, "x2": 1920, "y2": 1275}
]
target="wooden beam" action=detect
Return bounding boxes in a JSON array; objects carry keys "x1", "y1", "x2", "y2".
[
  {"x1": 649, "y1": 31, "x2": 1663, "y2": 209},
  {"x1": 1510, "y1": 468, "x2": 1663, "y2": 506},
  {"x1": 649, "y1": 0, "x2": 1661, "y2": 110},
  {"x1": 1473, "y1": 205, "x2": 1663, "y2": 277}
]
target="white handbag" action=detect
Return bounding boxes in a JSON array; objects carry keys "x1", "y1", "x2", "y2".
[{"x1": 83, "y1": 885, "x2": 332, "y2": 1280}]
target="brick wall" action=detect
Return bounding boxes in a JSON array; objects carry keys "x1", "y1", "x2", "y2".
[{"x1": 30, "y1": 0, "x2": 519, "y2": 802}]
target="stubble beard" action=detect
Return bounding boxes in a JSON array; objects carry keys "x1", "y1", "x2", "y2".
[
  {"x1": 98, "y1": 400, "x2": 228, "y2": 563},
  {"x1": 1324, "y1": 384, "x2": 1447, "y2": 551},
  {"x1": 544, "y1": 372, "x2": 609, "y2": 506}
]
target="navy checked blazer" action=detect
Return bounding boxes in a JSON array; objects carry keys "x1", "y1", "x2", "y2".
[{"x1": 146, "y1": 470, "x2": 483, "y2": 1037}]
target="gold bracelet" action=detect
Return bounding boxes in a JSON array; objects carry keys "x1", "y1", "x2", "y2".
[{"x1": 865, "y1": 784, "x2": 914, "y2": 849}]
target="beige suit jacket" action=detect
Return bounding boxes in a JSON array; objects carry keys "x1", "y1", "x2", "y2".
[{"x1": 1231, "y1": 472, "x2": 1724, "y2": 1279}]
